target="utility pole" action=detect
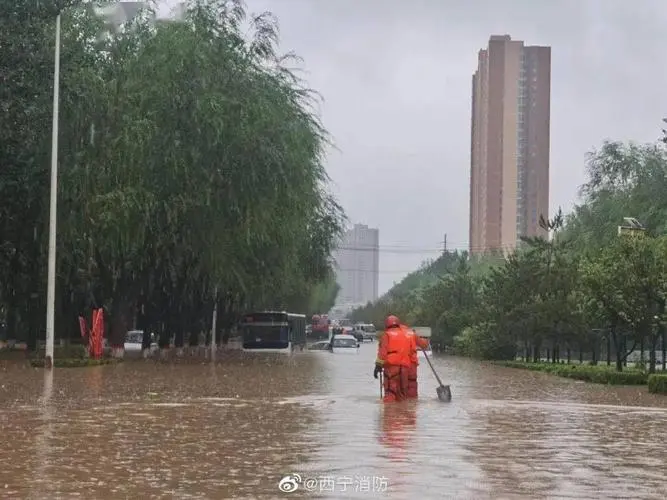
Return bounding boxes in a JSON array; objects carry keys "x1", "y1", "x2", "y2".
[
  {"x1": 442, "y1": 233, "x2": 447, "y2": 254},
  {"x1": 210, "y1": 286, "x2": 218, "y2": 361}
]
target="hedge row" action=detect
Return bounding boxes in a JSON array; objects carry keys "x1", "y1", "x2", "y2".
[
  {"x1": 647, "y1": 374, "x2": 667, "y2": 394},
  {"x1": 29, "y1": 358, "x2": 121, "y2": 368},
  {"x1": 495, "y1": 361, "x2": 648, "y2": 385}
]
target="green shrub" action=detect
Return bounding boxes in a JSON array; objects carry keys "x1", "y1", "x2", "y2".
[
  {"x1": 454, "y1": 324, "x2": 516, "y2": 360},
  {"x1": 55, "y1": 345, "x2": 88, "y2": 359},
  {"x1": 30, "y1": 357, "x2": 121, "y2": 368},
  {"x1": 647, "y1": 374, "x2": 667, "y2": 394},
  {"x1": 495, "y1": 361, "x2": 648, "y2": 385},
  {"x1": 31, "y1": 344, "x2": 88, "y2": 359}
]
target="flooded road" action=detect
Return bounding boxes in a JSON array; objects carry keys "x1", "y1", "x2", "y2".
[{"x1": 2, "y1": 344, "x2": 667, "y2": 499}]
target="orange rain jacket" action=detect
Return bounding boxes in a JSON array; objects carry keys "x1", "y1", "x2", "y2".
[
  {"x1": 375, "y1": 326, "x2": 413, "y2": 367},
  {"x1": 404, "y1": 326, "x2": 430, "y2": 365}
]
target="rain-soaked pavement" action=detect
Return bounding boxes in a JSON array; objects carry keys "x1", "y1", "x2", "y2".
[{"x1": 2, "y1": 344, "x2": 667, "y2": 499}]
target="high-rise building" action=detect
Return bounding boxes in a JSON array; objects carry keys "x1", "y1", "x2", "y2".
[
  {"x1": 469, "y1": 35, "x2": 551, "y2": 255},
  {"x1": 333, "y1": 224, "x2": 379, "y2": 308}
]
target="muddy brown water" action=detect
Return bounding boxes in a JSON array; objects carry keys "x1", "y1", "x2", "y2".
[{"x1": 2, "y1": 344, "x2": 667, "y2": 499}]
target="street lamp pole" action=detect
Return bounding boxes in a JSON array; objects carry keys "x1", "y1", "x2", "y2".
[
  {"x1": 45, "y1": 12, "x2": 62, "y2": 369},
  {"x1": 43, "y1": 2, "x2": 164, "y2": 368}
]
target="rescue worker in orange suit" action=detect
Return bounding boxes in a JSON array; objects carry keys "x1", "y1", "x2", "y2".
[
  {"x1": 405, "y1": 326, "x2": 430, "y2": 399},
  {"x1": 373, "y1": 315, "x2": 413, "y2": 402}
]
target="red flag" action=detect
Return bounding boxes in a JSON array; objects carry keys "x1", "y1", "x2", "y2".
[
  {"x1": 88, "y1": 311, "x2": 95, "y2": 358},
  {"x1": 90, "y1": 308, "x2": 104, "y2": 359},
  {"x1": 79, "y1": 316, "x2": 88, "y2": 339}
]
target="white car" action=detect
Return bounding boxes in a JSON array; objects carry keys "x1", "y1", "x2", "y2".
[
  {"x1": 308, "y1": 340, "x2": 332, "y2": 351},
  {"x1": 330, "y1": 334, "x2": 360, "y2": 354},
  {"x1": 124, "y1": 330, "x2": 157, "y2": 352}
]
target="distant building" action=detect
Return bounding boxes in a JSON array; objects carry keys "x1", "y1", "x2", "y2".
[
  {"x1": 169, "y1": 2, "x2": 187, "y2": 20},
  {"x1": 333, "y1": 224, "x2": 379, "y2": 309},
  {"x1": 469, "y1": 35, "x2": 551, "y2": 255}
]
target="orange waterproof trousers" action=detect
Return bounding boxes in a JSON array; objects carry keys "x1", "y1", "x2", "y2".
[
  {"x1": 406, "y1": 363, "x2": 418, "y2": 399},
  {"x1": 382, "y1": 364, "x2": 409, "y2": 402}
]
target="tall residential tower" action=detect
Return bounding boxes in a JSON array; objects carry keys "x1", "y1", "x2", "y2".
[
  {"x1": 333, "y1": 223, "x2": 379, "y2": 311},
  {"x1": 469, "y1": 35, "x2": 551, "y2": 255}
]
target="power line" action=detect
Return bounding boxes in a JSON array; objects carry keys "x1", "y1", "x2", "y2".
[
  {"x1": 334, "y1": 242, "x2": 526, "y2": 254},
  {"x1": 334, "y1": 267, "x2": 446, "y2": 274}
]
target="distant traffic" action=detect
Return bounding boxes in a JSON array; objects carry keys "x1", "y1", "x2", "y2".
[{"x1": 121, "y1": 311, "x2": 377, "y2": 355}]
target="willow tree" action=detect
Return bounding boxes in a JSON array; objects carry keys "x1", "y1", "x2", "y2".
[
  {"x1": 4, "y1": 0, "x2": 344, "y2": 351},
  {"x1": 562, "y1": 141, "x2": 667, "y2": 250},
  {"x1": 0, "y1": 0, "x2": 92, "y2": 348}
]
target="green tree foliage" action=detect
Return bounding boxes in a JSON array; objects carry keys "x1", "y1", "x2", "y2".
[
  {"x1": 349, "y1": 251, "x2": 500, "y2": 345},
  {"x1": 0, "y1": 0, "x2": 344, "y2": 350},
  {"x1": 352, "y1": 137, "x2": 667, "y2": 371},
  {"x1": 306, "y1": 273, "x2": 340, "y2": 317}
]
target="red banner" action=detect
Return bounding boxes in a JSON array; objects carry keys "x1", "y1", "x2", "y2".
[
  {"x1": 89, "y1": 308, "x2": 104, "y2": 359},
  {"x1": 78, "y1": 316, "x2": 88, "y2": 339}
]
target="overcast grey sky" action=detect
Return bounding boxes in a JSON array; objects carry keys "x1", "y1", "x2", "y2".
[{"x1": 163, "y1": 0, "x2": 667, "y2": 294}]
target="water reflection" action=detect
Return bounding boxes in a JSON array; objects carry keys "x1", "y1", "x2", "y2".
[
  {"x1": 470, "y1": 399, "x2": 667, "y2": 498},
  {"x1": 88, "y1": 365, "x2": 103, "y2": 395},
  {"x1": 2, "y1": 350, "x2": 667, "y2": 498},
  {"x1": 30, "y1": 369, "x2": 55, "y2": 499},
  {"x1": 1, "y1": 354, "x2": 324, "y2": 498},
  {"x1": 469, "y1": 400, "x2": 559, "y2": 498},
  {"x1": 377, "y1": 401, "x2": 417, "y2": 457}
]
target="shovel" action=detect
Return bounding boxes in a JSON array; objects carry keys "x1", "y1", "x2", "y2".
[{"x1": 421, "y1": 348, "x2": 451, "y2": 402}]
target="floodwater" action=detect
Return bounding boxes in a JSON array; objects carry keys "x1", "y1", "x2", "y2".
[{"x1": 2, "y1": 345, "x2": 667, "y2": 499}]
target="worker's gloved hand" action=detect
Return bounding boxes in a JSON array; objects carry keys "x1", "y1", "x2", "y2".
[{"x1": 373, "y1": 363, "x2": 383, "y2": 379}]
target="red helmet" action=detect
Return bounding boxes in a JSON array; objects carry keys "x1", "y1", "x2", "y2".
[{"x1": 385, "y1": 315, "x2": 400, "y2": 329}]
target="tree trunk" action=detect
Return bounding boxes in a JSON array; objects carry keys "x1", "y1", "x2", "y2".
[
  {"x1": 174, "y1": 308, "x2": 185, "y2": 348},
  {"x1": 26, "y1": 294, "x2": 39, "y2": 352},
  {"x1": 6, "y1": 300, "x2": 18, "y2": 343},
  {"x1": 611, "y1": 327, "x2": 623, "y2": 372},
  {"x1": 110, "y1": 296, "x2": 133, "y2": 358},
  {"x1": 606, "y1": 335, "x2": 611, "y2": 366}
]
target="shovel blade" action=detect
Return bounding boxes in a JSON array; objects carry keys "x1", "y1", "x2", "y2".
[{"x1": 436, "y1": 384, "x2": 451, "y2": 402}]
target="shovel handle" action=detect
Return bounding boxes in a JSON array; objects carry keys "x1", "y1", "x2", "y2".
[
  {"x1": 421, "y1": 347, "x2": 445, "y2": 387},
  {"x1": 379, "y1": 370, "x2": 383, "y2": 399}
]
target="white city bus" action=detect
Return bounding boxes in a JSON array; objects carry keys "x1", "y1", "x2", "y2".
[{"x1": 240, "y1": 311, "x2": 306, "y2": 353}]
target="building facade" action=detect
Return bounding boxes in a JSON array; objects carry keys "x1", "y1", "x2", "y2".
[
  {"x1": 469, "y1": 35, "x2": 551, "y2": 255},
  {"x1": 333, "y1": 224, "x2": 379, "y2": 308}
]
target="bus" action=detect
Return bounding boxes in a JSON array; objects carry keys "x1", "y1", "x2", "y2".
[{"x1": 240, "y1": 311, "x2": 307, "y2": 353}]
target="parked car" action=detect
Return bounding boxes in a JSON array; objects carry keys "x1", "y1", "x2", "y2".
[
  {"x1": 352, "y1": 323, "x2": 376, "y2": 342},
  {"x1": 330, "y1": 334, "x2": 360, "y2": 354},
  {"x1": 308, "y1": 340, "x2": 332, "y2": 351},
  {"x1": 124, "y1": 330, "x2": 158, "y2": 352}
]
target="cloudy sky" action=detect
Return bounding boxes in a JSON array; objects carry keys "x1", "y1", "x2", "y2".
[{"x1": 163, "y1": 0, "x2": 667, "y2": 295}]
